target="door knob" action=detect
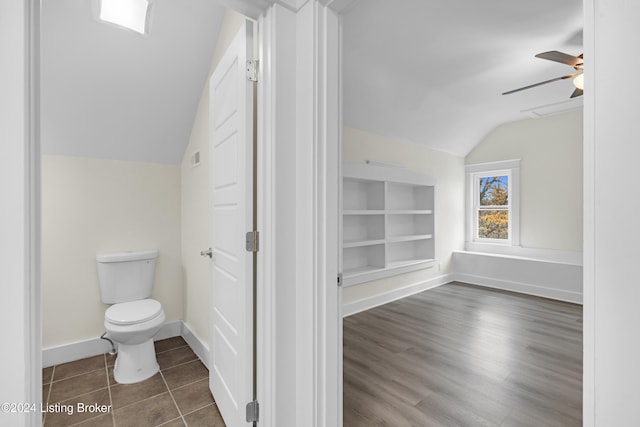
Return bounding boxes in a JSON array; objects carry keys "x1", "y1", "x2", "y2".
[{"x1": 201, "y1": 248, "x2": 213, "y2": 258}]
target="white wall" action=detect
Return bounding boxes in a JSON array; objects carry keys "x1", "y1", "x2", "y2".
[
  {"x1": 0, "y1": 1, "x2": 38, "y2": 422},
  {"x1": 585, "y1": 0, "x2": 640, "y2": 424},
  {"x1": 41, "y1": 155, "x2": 183, "y2": 349},
  {"x1": 342, "y1": 127, "x2": 465, "y2": 306},
  {"x1": 466, "y1": 109, "x2": 583, "y2": 252},
  {"x1": 181, "y1": 9, "x2": 247, "y2": 347}
]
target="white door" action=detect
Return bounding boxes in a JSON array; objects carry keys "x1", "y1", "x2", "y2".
[{"x1": 209, "y1": 21, "x2": 255, "y2": 427}]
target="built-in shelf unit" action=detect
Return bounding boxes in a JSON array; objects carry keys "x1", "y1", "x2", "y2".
[{"x1": 342, "y1": 163, "x2": 436, "y2": 286}]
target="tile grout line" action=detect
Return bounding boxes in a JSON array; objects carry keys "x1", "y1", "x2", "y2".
[
  {"x1": 170, "y1": 377, "x2": 210, "y2": 394},
  {"x1": 64, "y1": 354, "x2": 114, "y2": 427},
  {"x1": 47, "y1": 384, "x2": 112, "y2": 410},
  {"x1": 46, "y1": 357, "x2": 110, "y2": 417},
  {"x1": 45, "y1": 359, "x2": 110, "y2": 427},
  {"x1": 159, "y1": 357, "x2": 201, "y2": 374},
  {"x1": 42, "y1": 365, "x2": 54, "y2": 426},
  {"x1": 158, "y1": 373, "x2": 207, "y2": 393},
  {"x1": 155, "y1": 344, "x2": 189, "y2": 355},
  {"x1": 104, "y1": 353, "x2": 116, "y2": 427},
  {"x1": 42, "y1": 340, "x2": 194, "y2": 426},
  {"x1": 48, "y1": 365, "x2": 108, "y2": 384},
  {"x1": 180, "y1": 402, "x2": 217, "y2": 418},
  {"x1": 158, "y1": 370, "x2": 188, "y2": 427},
  {"x1": 155, "y1": 417, "x2": 185, "y2": 426},
  {"x1": 106, "y1": 385, "x2": 171, "y2": 411}
]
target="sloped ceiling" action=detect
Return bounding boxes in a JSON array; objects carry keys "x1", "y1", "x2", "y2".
[
  {"x1": 342, "y1": 0, "x2": 583, "y2": 156},
  {"x1": 41, "y1": 0, "x2": 582, "y2": 163},
  {"x1": 41, "y1": 0, "x2": 224, "y2": 164}
]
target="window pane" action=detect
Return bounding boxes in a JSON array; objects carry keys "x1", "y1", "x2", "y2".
[
  {"x1": 478, "y1": 210, "x2": 509, "y2": 239},
  {"x1": 479, "y1": 176, "x2": 508, "y2": 206}
]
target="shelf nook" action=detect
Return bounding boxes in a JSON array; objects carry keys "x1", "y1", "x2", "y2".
[{"x1": 342, "y1": 163, "x2": 436, "y2": 286}]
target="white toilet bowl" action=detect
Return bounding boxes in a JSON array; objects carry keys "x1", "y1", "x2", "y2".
[{"x1": 104, "y1": 298, "x2": 166, "y2": 384}]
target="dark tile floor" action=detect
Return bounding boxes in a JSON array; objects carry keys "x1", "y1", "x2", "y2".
[{"x1": 42, "y1": 337, "x2": 226, "y2": 427}]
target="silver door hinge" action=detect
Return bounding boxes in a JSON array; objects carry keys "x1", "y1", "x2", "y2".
[
  {"x1": 337, "y1": 273, "x2": 343, "y2": 287},
  {"x1": 246, "y1": 400, "x2": 259, "y2": 423},
  {"x1": 246, "y1": 230, "x2": 259, "y2": 252},
  {"x1": 246, "y1": 60, "x2": 259, "y2": 82}
]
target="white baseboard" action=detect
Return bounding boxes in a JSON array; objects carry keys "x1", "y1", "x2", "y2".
[
  {"x1": 454, "y1": 273, "x2": 583, "y2": 304},
  {"x1": 342, "y1": 274, "x2": 452, "y2": 317},
  {"x1": 155, "y1": 320, "x2": 183, "y2": 341},
  {"x1": 42, "y1": 320, "x2": 197, "y2": 368},
  {"x1": 43, "y1": 337, "x2": 113, "y2": 368},
  {"x1": 181, "y1": 321, "x2": 210, "y2": 370}
]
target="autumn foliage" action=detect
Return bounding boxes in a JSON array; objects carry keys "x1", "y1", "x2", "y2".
[{"x1": 478, "y1": 176, "x2": 508, "y2": 239}]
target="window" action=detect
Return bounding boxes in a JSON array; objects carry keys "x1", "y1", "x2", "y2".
[
  {"x1": 476, "y1": 172, "x2": 510, "y2": 240},
  {"x1": 466, "y1": 160, "x2": 520, "y2": 246}
]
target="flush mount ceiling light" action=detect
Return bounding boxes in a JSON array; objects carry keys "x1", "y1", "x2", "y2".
[{"x1": 99, "y1": 0, "x2": 152, "y2": 35}]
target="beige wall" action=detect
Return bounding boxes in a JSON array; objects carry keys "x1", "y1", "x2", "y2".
[
  {"x1": 42, "y1": 155, "x2": 183, "y2": 349},
  {"x1": 342, "y1": 127, "x2": 466, "y2": 305},
  {"x1": 466, "y1": 109, "x2": 583, "y2": 252},
  {"x1": 181, "y1": 9, "x2": 247, "y2": 346}
]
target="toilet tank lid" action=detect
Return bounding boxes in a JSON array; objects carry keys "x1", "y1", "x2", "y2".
[{"x1": 96, "y1": 250, "x2": 158, "y2": 263}]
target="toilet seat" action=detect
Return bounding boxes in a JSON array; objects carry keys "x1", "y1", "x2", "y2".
[{"x1": 105, "y1": 299, "x2": 163, "y2": 325}]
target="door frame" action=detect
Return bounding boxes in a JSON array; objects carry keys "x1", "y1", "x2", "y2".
[
  {"x1": 12, "y1": 0, "x2": 613, "y2": 426},
  {"x1": 0, "y1": 1, "x2": 41, "y2": 425},
  {"x1": 251, "y1": 2, "x2": 346, "y2": 425}
]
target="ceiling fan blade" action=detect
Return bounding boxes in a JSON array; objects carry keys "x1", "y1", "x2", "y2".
[
  {"x1": 535, "y1": 51, "x2": 583, "y2": 67},
  {"x1": 502, "y1": 73, "x2": 579, "y2": 95},
  {"x1": 570, "y1": 88, "x2": 583, "y2": 98}
]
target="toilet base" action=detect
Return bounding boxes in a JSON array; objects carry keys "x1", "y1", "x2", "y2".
[{"x1": 113, "y1": 339, "x2": 159, "y2": 384}]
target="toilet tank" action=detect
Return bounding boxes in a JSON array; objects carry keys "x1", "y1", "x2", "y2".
[{"x1": 96, "y1": 250, "x2": 158, "y2": 304}]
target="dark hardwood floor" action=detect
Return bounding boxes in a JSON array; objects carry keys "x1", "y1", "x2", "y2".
[{"x1": 343, "y1": 282, "x2": 582, "y2": 427}]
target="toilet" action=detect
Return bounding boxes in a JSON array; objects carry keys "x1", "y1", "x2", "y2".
[{"x1": 96, "y1": 250, "x2": 166, "y2": 384}]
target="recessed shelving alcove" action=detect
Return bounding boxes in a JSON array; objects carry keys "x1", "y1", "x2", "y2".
[{"x1": 342, "y1": 163, "x2": 436, "y2": 286}]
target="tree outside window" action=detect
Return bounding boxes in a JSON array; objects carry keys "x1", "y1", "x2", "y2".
[
  {"x1": 466, "y1": 160, "x2": 519, "y2": 247},
  {"x1": 478, "y1": 175, "x2": 509, "y2": 239}
]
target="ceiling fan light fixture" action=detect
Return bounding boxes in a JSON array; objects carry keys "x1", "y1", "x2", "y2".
[
  {"x1": 99, "y1": 0, "x2": 152, "y2": 35},
  {"x1": 503, "y1": 51, "x2": 584, "y2": 99},
  {"x1": 573, "y1": 74, "x2": 584, "y2": 90}
]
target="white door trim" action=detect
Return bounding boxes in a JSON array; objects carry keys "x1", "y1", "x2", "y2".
[
  {"x1": 1, "y1": 1, "x2": 41, "y2": 425},
  {"x1": 254, "y1": 8, "x2": 280, "y2": 427},
  {"x1": 254, "y1": 1, "x2": 343, "y2": 426},
  {"x1": 582, "y1": 1, "x2": 595, "y2": 424},
  {"x1": 298, "y1": 4, "x2": 342, "y2": 426}
]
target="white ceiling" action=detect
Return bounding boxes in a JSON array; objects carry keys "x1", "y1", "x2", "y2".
[
  {"x1": 41, "y1": 0, "x2": 582, "y2": 164},
  {"x1": 342, "y1": 0, "x2": 583, "y2": 156},
  {"x1": 41, "y1": 0, "x2": 224, "y2": 164}
]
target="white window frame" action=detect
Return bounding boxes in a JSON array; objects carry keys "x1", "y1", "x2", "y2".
[{"x1": 466, "y1": 159, "x2": 520, "y2": 247}]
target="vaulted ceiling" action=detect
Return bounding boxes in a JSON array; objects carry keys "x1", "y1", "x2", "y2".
[
  {"x1": 41, "y1": 0, "x2": 583, "y2": 163},
  {"x1": 342, "y1": 0, "x2": 583, "y2": 156},
  {"x1": 41, "y1": 0, "x2": 224, "y2": 164}
]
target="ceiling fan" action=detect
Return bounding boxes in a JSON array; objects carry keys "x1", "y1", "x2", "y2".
[{"x1": 503, "y1": 51, "x2": 584, "y2": 98}]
